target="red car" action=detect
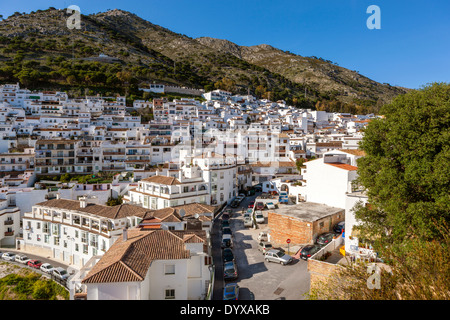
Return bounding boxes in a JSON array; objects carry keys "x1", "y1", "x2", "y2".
[
  {"x1": 255, "y1": 202, "x2": 265, "y2": 210},
  {"x1": 27, "y1": 260, "x2": 43, "y2": 269},
  {"x1": 248, "y1": 201, "x2": 255, "y2": 209}
]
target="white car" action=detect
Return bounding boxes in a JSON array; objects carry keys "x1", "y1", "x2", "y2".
[
  {"x1": 2, "y1": 252, "x2": 16, "y2": 261},
  {"x1": 243, "y1": 216, "x2": 253, "y2": 228},
  {"x1": 15, "y1": 254, "x2": 31, "y2": 264},
  {"x1": 40, "y1": 263, "x2": 55, "y2": 274},
  {"x1": 254, "y1": 211, "x2": 265, "y2": 224}
]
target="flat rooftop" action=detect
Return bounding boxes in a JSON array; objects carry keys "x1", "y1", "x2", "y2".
[{"x1": 269, "y1": 202, "x2": 344, "y2": 222}]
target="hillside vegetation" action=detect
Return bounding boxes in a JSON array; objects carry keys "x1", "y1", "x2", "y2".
[{"x1": 0, "y1": 8, "x2": 409, "y2": 113}]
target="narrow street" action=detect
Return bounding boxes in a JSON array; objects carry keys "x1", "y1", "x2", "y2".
[{"x1": 212, "y1": 194, "x2": 310, "y2": 300}]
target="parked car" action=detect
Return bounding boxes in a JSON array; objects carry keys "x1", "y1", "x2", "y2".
[
  {"x1": 27, "y1": 260, "x2": 43, "y2": 269},
  {"x1": 254, "y1": 184, "x2": 262, "y2": 192},
  {"x1": 223, "y1": 261, "x2": 238, "y2": 280},
  {"x1": 257, "y1": 231, "x2": 268, "y2": 242},
  {"x1": 264, "y1": 249, "x2": 293, "y2": 265},
  {"x1": 300, "y1": 245, "x2": 322, "y2": 260},
  {"x1": 254, "y1": 211, "x2": 265, "y2": 224},
  {"x1": 248, "y1": 201, "x2": 255, "y2": 209},
  {"x1": 223, "y1": 283, "x2": 240, "y2": 300},
  {"x1": 243, "y1": 216, "x2": 253, "y2": 228},
  {"x1": 226, "y1": 209, "x2": 234, "y2": 217},
  {"x1": 246, "y1": 208, "x2": 253, "y2": 215},
  {"x1": 221, "y1": 234, "x2": 233, "y2": 248},
  {"x1": 258, "y1": 241, "x2": 273, "y2": 254},
  {"x1": 222, "y1": 213, "x2": 230, "y2": 221},
  {"x1": 1, "y1": 252, "x2": 15, "y2": 261},
  {"x1": 15, "y1": 254, "x2": 31, "y2": 264},
  {"x1": 40, "y1": 263, "x2": 55, "y2": 274},
  {"x1": 221, "y1": 220, "x2": 230, "y2": 229},
  {"x1": 316, "y1": 232, "x2": 336, "y2": 246},
  {"x1": 230, "y1": 201, "x2": 239, "y2": 208},
  {"x1": 52, "y1": 267, "x2": 69, "y2": 281},
  {"x1": 222, "y1": 248, "x2": 234, "y2": 263},
  {"x1": 266, "y1": 202, "x2": 276, "y2": 209},
  {"x1": 222, "y1": 227, "x2": 232, "y2": 236},
  {"x1": 255, "y1": 202, "x2": 265, "y2": 210},
  {"x1": 333, "y1": 221, "x2": 345, "y2": 234}
]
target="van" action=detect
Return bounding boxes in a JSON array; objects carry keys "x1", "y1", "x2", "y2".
[{"x1": 243, "y1": 216, "x2": 253, "y2": 228}]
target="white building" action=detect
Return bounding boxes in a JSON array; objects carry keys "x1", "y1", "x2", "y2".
[
  {"x1": 22, "y1": 198, "x2": 150, "y2": 268},
  {"x1": 301, "y1": 153, "x2": 358, "y2": 209},
  {"x1": 72, "y1": 228, "x2": 212, "y2": 300}
]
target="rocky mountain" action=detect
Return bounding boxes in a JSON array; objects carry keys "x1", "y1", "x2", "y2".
[{"x1": 0, "y1": 8, "x2": 409, "y2": 111}]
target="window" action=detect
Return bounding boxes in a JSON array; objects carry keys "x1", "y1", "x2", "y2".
[
  {"x1": 319, "y1": 222, "x2": 324, "y2": 228},
  {"x1": 165, "y1": 264, "x2": 175, "y2": 275},
  {"x1": 165, "y1": 289, "x2": 175, "y2": 299}
]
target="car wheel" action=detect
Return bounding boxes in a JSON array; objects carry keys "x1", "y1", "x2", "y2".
[{"x1": 265, "y1": 258, "x2": 269, "y2": 263}]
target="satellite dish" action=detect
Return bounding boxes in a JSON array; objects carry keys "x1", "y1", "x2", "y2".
[
  {"x1": 194, "y1": 213, "x2": 199, "y2": 219},
  {"x1": 179, "y1": 209, "x2": 186, "y2": 217}
]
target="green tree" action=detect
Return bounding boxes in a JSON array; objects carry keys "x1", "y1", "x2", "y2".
[
  {"x1": 355, "y1": 83, "x2": 450, "y2": 246},
  {"x1": 308, "y1": 222, "x2": 450, "y2": 300},
  {"x1": 295, "y1": 158, "x2": 306, "y2": 172}
]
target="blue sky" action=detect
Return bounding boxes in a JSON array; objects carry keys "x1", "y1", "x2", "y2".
[{"x1": 1, "y1": 0, "x2": 449, "y2": 89}]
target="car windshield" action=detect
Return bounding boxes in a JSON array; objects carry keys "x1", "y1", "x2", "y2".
[
  {"x1": 59, "y1": 270, "x2": 68, "y2": 275},
  {"x1": 46, "y1": 265, "x2": 54, "y2": 269},
  {"x1": 225, "y1": 286, "x2": 236, "y2": 293},
  {"x1": 276, "y1": 251, "x2": 285, "y2": 257}
]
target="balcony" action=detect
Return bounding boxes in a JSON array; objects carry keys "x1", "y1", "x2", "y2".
[
  {"x1": 4, "y1": 220, "x2": 14, "y2": 226},
  {"x1": 4, "y1": 231, "x2": 14, "y2": 236}
]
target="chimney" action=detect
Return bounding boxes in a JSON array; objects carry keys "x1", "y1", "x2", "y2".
[
  {"x1": 123, "y1": 228, "x2": 128, "y2": 241},
  {"x1": 79, "y1": 196, "x2": 87, "y2": 208}
]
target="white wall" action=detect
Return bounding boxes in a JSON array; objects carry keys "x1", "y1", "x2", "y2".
[{"x1": 303, "y1": 159, "x2": 355, "y2": 209}]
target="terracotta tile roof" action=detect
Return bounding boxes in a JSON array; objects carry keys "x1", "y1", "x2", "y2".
[
  {"x1": 140, "y1": 175, "x2": 181, "y2": 185},
  {"x1": 142, "y1": 203, "x2": 216, "y2": 222},
  {"x1": 81, "y1": 229, "x2": 206, "y2": 284},
  {"x1": 338, "y1": 149, "x2": 366, "y2": 156},
  {"x1": 35, "y1": 199, "x2": 150, "y2": 219},
  {"x1": 250, "y1": 161, "x2": 296, "y2": 168},
  {"x1": 316, "y1": 142, "x2": 343, "y2": 147},
  {"x1": 326, "y1": 162, "x2": 358, "y2": 171}
]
